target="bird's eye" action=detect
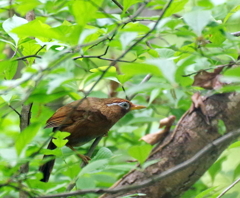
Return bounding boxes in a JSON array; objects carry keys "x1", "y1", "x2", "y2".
[{"x1": 118, "y1": 102, "x2": 130, "y2": 110}]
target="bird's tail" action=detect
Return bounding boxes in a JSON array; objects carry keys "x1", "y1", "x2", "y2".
[{"x1": 39, "y1": 140, "x2": 56, "y2": 182}]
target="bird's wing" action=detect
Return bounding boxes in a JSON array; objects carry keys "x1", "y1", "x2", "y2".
[
  {"x1": 44, "y1": 105, "x2": 82, "y2": 129},
  {"x1": 44, "y1": 106, "x2": 102, "y2": 129}
]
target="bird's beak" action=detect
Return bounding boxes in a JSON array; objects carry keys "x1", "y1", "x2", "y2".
[{"x1": 130, "y1": 104, "x2": 146, "y2": 110}]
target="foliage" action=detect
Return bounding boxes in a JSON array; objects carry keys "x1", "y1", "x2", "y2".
[{"x1": 0, "y1": 0, "x2": 240, "y2": 197}]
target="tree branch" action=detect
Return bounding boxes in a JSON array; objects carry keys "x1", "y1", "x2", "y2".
[
  {"x1": 37, "y1": 127, "x2": 240, "y2": 198},
  {"x1": 100, "y1": 92, "x2": 240, "y2": 197}
]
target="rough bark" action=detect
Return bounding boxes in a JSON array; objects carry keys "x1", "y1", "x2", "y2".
[{"x1": 101, "y1": 92, "x2": 240, "y2": 198}]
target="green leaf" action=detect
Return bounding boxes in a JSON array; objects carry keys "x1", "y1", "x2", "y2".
[
  {"x1": 70, "y1": 0, "x2": 104, "y2": 27},
  {"x1": 164, "y1": 0, "x2": 188, "y2": 17},
  {"x1": 120, "y1": 32, "x2": 138, "y2": 50},
  {"x1": 175, "y1": 56, "x2": 195, "y2": 87},
  {"x1": 19, "y1": 39, "x2": 42, "y2": 65},
  {"x1": 80, "y1": 27, "x2": 105, "y2": 51},
  {"x1": 76, "y1": 175, "x2": 96, "y2": 189},
  {"x1": 233, "y1": 163, "x2": 240, "y2": 180},
  {"x1": 15, "y1": 123, "x2": 41, "y2": 156},
  {"x1": 126, "y1": 82, "x2": 166, "y2": 97},
  {"x1": 142, "y1": 159, "x2": 160, "y2": 169},
  {"x1": 208, "y1": 26, "x2": 226, "y2": 45},
  {"x1": 1, "y1": 93, "x2": 13, "y2": 104},
  {"x1": 121, "y1": 63, "x2": 162, "y2": 77},
  {"x1": 106, "y1": 164, "x2": 136, "y2": 171},
  {"x1": 229, "y1": 141, "x2": 240, "y2": 149},
  {"x1": 156, "y1": 48, "x2": 175, "y2": 58},
  {"x1": 222, "y1": 67, "x2": 240, "y2": 83},
  {"x1": 128, "y1": 144, "x2": 152, "y2": 164},
  {"x1": 197, "y1": 0, "x2": 213, "y2": 8},
  {"x1": 195, "y1": 186, "x2": 217, "y2": 198},
  {"x1": 92, "y1": 147, "x2": 113, "y2": 161},
  {"x1": 90, "y1": 66, "x2": 116, "y2": 73},
  {"x1": 2, "y1": 15, "x2": 28, "y2": 45},
  {"x1": 122, "y1": 22, "x2": 150, "y2": 32},
  {"x1": 208, "y1": 156, "x2": 227, "y2": 182},
  {"x1": 147, "y1": 58, "x2": 176, "y2": 84},
  {"x1": 148, "y1": 49, "x2": 159, "y2": 58},
  {"x1": 92, "y1": 174, "x2": 116, "y2": 185},
  {"x1": 28, "y1": 91, "x2": 70, "y2": 103},
  {"x1": 79, "y1": 159, "x2": 108, "y2": 177},
  {"x1": 224, "y1": 5, "x2": 240, "y2": 23},
  {"x1": 123, "y1": 0, "x2": 141, "y2": 13},
  {"x1": 90, "y1": 66, "x2": 121, "y2": 84},
  {"x1": 62, "y1": 162, "x2": 81, "y2": 179},
  {"x1": 41, "y1": 148, "x2": 62, "y2": 157},
  {"x1": 0, "y1": 60, "x2": 18, "y2": 80},
  {"x1": 217, "y1": 119, "x2": 226, "y2": 135},
  {"x1": 15, "y1": 0, "x2": 40, "y2": 16},
  {"x1": 52, "y1": 132, "x2": 70, "y2": 148},
  {"x1": 12, "y1": 19, "x2": 60, "y2": 40},
  {"x1": 12, "y1": 20, "x2": 81, "y2": 45},
  {"x1": 117, "y1": 74, "x2": 132, "y2": 84},
  {"x1": 148, "y1": 88, "x2": 161, "y2": 105},
  {"x1": 183, "y1": 10, "x2": 212, "y2": 36}
]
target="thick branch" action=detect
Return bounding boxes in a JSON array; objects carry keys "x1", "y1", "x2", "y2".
[{"x1": 101, "y1": 92, "x2": 240, "y2": 197}]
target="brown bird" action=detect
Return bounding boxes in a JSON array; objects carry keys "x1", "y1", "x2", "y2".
[{"x1": 39, "y1": 97, "x2": 145, "y2": 182}]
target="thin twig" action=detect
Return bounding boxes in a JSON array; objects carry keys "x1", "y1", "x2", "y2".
[
  {"x1": 88, "y1": 0, "x2": 119, "y2": 25},
  {"x1": 110, "y1": 0, "x2": 173, "y2": 67},
  {"x1": 73, "y1": 55, "x2": 136, "y2": 63},
  {"x1": 86, "y1": 136, "x2": 104, "y2": 158},
  {"x1": 128, "y1": 74, "x2": 152, "y2": 101},
  {"x1": 182, "y1": 62, "x2": 237, "y2": 77},
  {"x1": 8, "y1": 105, "x2": 21, "y2": 117},
  {"x1": 34, "y1": 45, "x2": 46, "y2": 55},
  {"x1": 217, "y1": 178, "x2": 240, "y2": 198},
  {"x1": 111, "y1": 0, "x2": 132, "y2": 18},
  {"x1": 112, "y1": 0, "x2": 124, "y2": 10},
  {"x1": 15, "y1": 55, "x2": 41, "y2": 61},
  {"x1": 88, "y1": 30, "x2": 117, "y2": 50},
  {"x1": 0, "y1": 183, "x2": 34, "y2": 198}
]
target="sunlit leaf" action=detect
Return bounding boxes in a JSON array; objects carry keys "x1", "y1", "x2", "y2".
[
  {"x1": 79, "y1": 159, "x2": 108, "y2": 177},
  {"x1": 128, "y1": 144, "x2": 152, "y2": 164},
  {"x1": 71, "y1": 0, "x2": 104, "y2": 27},
  {"x1": 76, "y1": 175, "x2": 96, "y2": 189},
  {"x1": 120, "y1": 32, "x2": 138, "y2": 50},
  {"x1": 15, "y1": 123, "x2": 41, "y2": 156},
  {"x1": 183, "y1": 10, "x2": 212, "y2": 36},
  {"x1": 121, "y1": 63, "x2": 162, "y2": 76},
  {"x1": 92, "y1": 147, "x2": 113, "y2": 161},
  {"x1": 195, "y1": 186, "x2": 218, "y2": 198},
  {"x1": 164, "y1": 0, "x2": 188, "y2": 17},
  {"x1": 2, "y1": 15, "x2": 28, "y2": 45},
  {"x1": 147, "y1": 58, "x2": 176, "y2": 84},
  {"x1": 0, "y1": 60, "x2": 18, "y2": 80},
  {"x1": 52, "y1": 132, "x2": 70, "y2": 148},
  {"x1": 123, "y1": 0, "x2": 141, "y2": 13}
]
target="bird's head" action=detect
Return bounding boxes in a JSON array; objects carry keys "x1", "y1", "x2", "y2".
[{"x1": 99, "y1": 98, "x2": 146, "y2": 123}]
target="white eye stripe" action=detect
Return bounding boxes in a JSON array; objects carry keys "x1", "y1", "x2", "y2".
[
  {"x1": 107, "y1": 102, "x2": 130, "y2": 110},
  {"x1": 107, "y1": 103, "x2": 117, "y2": 106}
]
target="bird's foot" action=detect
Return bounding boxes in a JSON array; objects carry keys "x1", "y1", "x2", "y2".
[{"x1": 77, "y1": 153, "x2": 91, "y2": 164}]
